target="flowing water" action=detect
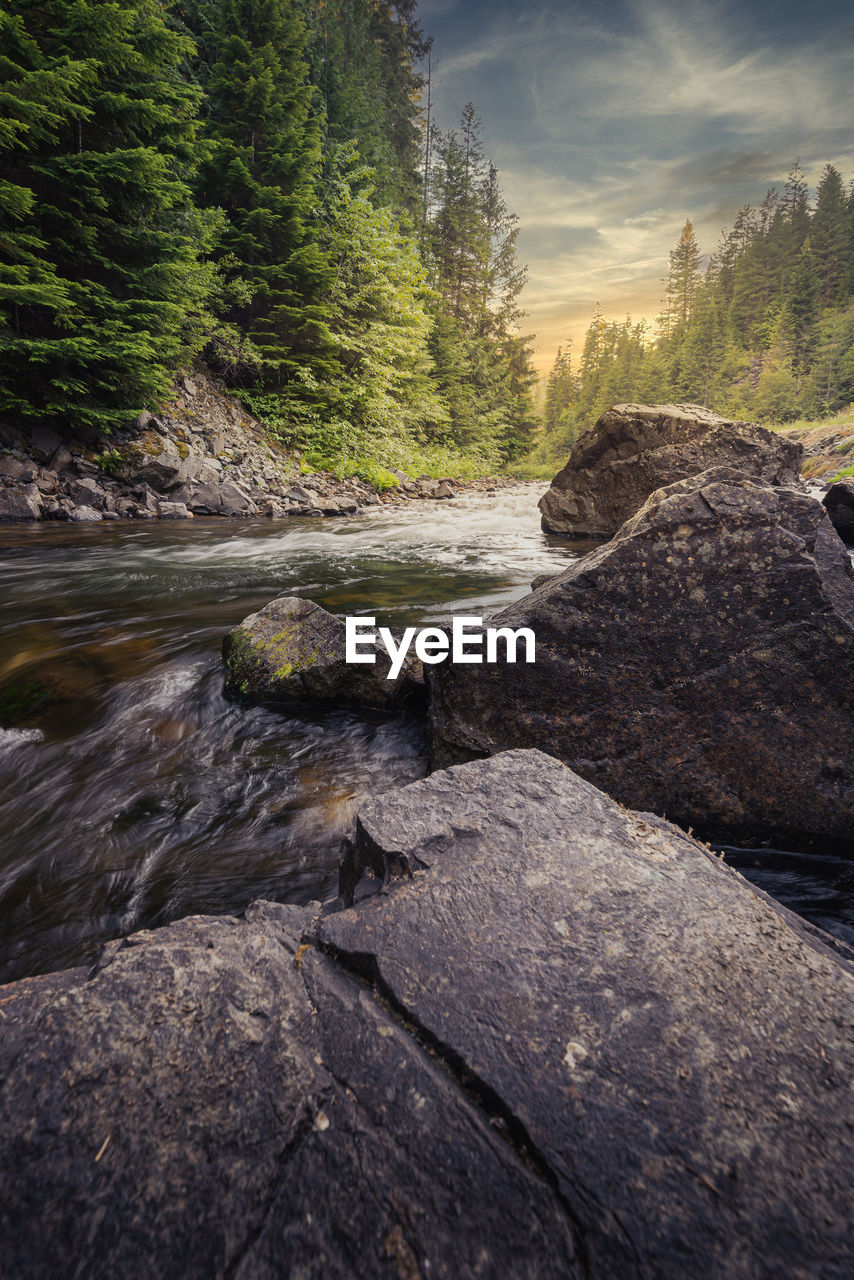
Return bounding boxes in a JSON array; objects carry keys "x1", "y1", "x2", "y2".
[{"x1": 1, "y1": 484, "x2": 852, "y2": 984}]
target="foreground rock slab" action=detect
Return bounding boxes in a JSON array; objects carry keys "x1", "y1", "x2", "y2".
[
  {"x1": 539, "y1": 402, "x2": 803, "y2": 536},
  {"x1": 431, "y1": 469, "x2": 854, "y2": 849},
  {"x1": 0, "y1": 896, "x2": 577, "y2": 1279},
  {"x1": 328, "y1": 751, "x2": 854, "y2": 1278},
  {"x1": 222, "y1": 595, "x2": 422, "y2": 712}
]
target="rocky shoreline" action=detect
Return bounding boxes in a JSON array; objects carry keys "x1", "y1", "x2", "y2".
[{"x1": 0, "y1": 366, "x2": 515, "y2": 523}]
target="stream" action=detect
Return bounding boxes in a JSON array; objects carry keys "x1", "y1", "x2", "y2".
[{"x1": 1, "y1": 483, "x2": 852, "y2": 984}]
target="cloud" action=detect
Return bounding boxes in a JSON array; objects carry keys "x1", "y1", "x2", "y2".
[{"x1": 422, "y1": 0, "x2": 854, "y2": 374}]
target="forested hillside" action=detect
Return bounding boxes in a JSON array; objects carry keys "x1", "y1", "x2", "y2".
[
  {"x1": 542, "y1": 163, "x2": 854, "y2": 462},
  {"x1": 0, "y1": 0, "x2": 536, "y2": 479}
]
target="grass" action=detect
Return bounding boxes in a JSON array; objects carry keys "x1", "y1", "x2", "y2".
[{"x1": 770, "y1": 405, "x2": 854, "y2": 433}]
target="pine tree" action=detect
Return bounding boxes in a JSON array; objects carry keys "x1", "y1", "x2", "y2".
[
  {"x1": 1, "y1": 0, "x2": 220, "y2": 433},
  {"x1": 811, "y1": 164, "x2": 848, "y2": 306},
  {"x1": 666, "y1": 220, "x2": 702, "y2": 327},
  {"x1": 195, "y1": 0, "x2": 336, "y2": 389}
]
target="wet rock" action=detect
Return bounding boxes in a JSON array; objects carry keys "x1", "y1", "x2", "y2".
[
  {"x1": 222, "y1": 596, "x2": 421, "y2": 712},
  {"x1": 327, "y1": 750, "x2": 854, "y2": 1280},
  {"x1": 0, "y1": 898, "x2": 578, "y2": 1279},
  {"x1": 429, "y1": 468, "x2": 854, "y2": 850},
  {"x1": 0, "y1": 484, "x2": 42, "y2": 521},
  {"x1": 539, "y1": 402, "x2": 803, "y2": 536},
  {"x1": 824, "y1": 479, "x2": 854, "y2": 542}
]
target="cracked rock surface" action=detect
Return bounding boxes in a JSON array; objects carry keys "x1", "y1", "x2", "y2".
[
  {"x1": 538, "y1": 402, "x2": 803, "y2": 537},
  {"x1": 2, "y1": 751, "x2": 854, "y2": 1277},
  {"x1": 430, "y1": 468, "x2": 854, "y2": 850}
]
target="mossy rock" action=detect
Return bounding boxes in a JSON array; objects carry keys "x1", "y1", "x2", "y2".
[{"x1": 222, "y1": 596, "x2": 423, "y2": 713}]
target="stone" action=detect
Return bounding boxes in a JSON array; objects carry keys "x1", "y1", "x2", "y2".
[
  {"x1": 0, "y1": 484, "x2": 42, "y2": 521},
  {"x1": 327, "y1": 750, "x2": 854, "y2": 1280},
  {"x1": 48, "y1": 443, "x2": 73, "y2": 471},
  {"x1": 823, "y1": 479, "x2": 854, "y2": 542},
  {"x1": 29, "y1": 424, "x2": 63, "y2": 462},
  {"x1": 0, "y1": 456, "x2": 26, "y2": 480},
  {"x1": 222, "y1": 596, "x2": 422, "y2": 712},
  {"x1": 432, "y1": 481, "x2": 455, "y2": 499},
  {"x1": 429, "y1": 469, "x2": 854, "y2": 850},
  {"x1": 0, "y1": 896, "x2": 578, "y2": 1279},
  {"x1": 67, "y1": 477, "x2": 107, "y2": 509},
  {"x1": 66, "y1": 504, "x2": 103, "y2": 522},
  {"x1": 539, "y1": 402, "x2": 804, "y2": 536},
  {"x1": 156, "y1": 500, "x2": 192, "y2": 520}
]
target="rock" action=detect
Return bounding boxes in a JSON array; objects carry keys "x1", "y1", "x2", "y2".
[
  {"x1": 0, "y1": 484, "x2": 42, "y2": 521},
  {"x1": 66, "y1": 504, "x2": 103, "y2": 522},
  {"x1": 156, "y1": 500, "x2": 192, "y2": 520},
  {"x1": 171, "y1": 479, "x2": 258, "y2": 517},
  {"x1": 0, "y1": 895, "x2": 578, "y2": 1279},
  {"x1": 222, "y1": 596, "x2": 422, "y2": 712},
  {"x1": 0, "y1": 456, "x2": 26, "y2": 480},
  {"x1": 539, "y1": 402, "x2": 804, "y2": 536},
  {"x1": 429, "y1": 469, "x2": 854, "y2": 850},
  {"x1": 48, "y1": 443, "x2": 73, "y2": 471},
  {"x1": 432, "y1": 481, "x2": 455, "y2": 499},
  {"x1": 824, "y1": 479, "x2": 854, "y2": 542},
  {"x1": 29, "y1": 424, "x2": 63, "y2": 462},
  {"x1": 327, "y1": 750, "x2": 854, "y2": 1279},
  {"x1": 67, "y1": 477, "x2": 107, "y2": 509},
  {"x1": 115, "y1": 447, "x2": 201, "y2": 493}
]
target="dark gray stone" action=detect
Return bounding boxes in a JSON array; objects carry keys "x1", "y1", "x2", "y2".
[
  {"x1": 327, "y1": 750, "x2": 854, "y2": 1280},
  {"x1": 824, "y1": 479, "x2": 854, "y2": 542},
  {"x1": 0, "y1": 484, "x2": 42, "y2": 521},
  {"x1": 539, "y1": 403, "x2": 804, "y2": 536},
  {"x1": 430, "y1": 468, "x2": 854, "y2": 850},
  {"x1": 222, "y1": 596, "x2": 422, "y2": 712},
  {"x1": 0, "y1": 897, "x2": 579, "y2": 1279}
]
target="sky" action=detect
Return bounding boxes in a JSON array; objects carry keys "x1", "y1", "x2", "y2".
[{"x1": 416, "y1": 0, "x2": 854, "y2": 376}]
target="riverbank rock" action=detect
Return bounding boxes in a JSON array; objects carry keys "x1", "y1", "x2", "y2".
[
  {"x1": 539, "y1": 402, "x2": 803, "y2": 537},
  {"x1": 222, "y1": 595, "x2": 423, "y2": 713},
  {"x1": 824, "y1": 479, "x2": 854, "y2": 542},
  {"x1": 430, "y1": 469, "x2": 854, "y2": 850},
  {"x1": 4, "y1": 751, "x2": 854, "y2": 1278}
]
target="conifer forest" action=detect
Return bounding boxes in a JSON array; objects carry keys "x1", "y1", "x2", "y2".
[
  {"x1": 542, "y1": 162, "x2": 854, "y2": 463},
  {"x1": 1, "y1": 0, "x2": 537, "y2": 478}
]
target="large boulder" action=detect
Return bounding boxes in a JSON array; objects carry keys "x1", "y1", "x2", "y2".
[
  {"x1": 0, "y1": 893, "x2": 578, "y2": 1279},
  {"x1": 328, "y1": 751, "x2": 854, "y2": 1278},
  {"x1": 3, "y1": 751, "x2": 854, "y2": 1279},
  {"x1": 539, "y1": 402, "x2": 803, "y2": 536},
  {"x1": 429, "y1": 469, "x2": 854, "y2": 850},
  {"x1": 222, "y1": 595, "x2": 422, "y2": 713},
  {"x1": 824, "y1": 478, "x2": 854, "y2": 542}
]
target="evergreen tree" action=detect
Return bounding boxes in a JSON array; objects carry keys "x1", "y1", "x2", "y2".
[
  {"x1": 1, "y1": 0, "x2": 221, "y2": 433},
  {"x1": 811, "y1": 164, "x2": 848, "y2": 306},
  {"x1": 194, "y1": 0, "x2": 336, "y2": 389}
]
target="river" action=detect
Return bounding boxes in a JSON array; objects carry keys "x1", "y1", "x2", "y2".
[{"x1": 1, "y1": 483, "x2": 852, "y2": 983}]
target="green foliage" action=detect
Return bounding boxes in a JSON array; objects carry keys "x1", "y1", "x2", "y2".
[
  {"x1": 4, "y1": 0, "x2": 532, "y2": 480},
  {"x1": 536, "y1": 160, "x2": 854, "y2": 457},
  {"x1": 0, "y1": 0, "x2": 226, "y2": 434}
]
